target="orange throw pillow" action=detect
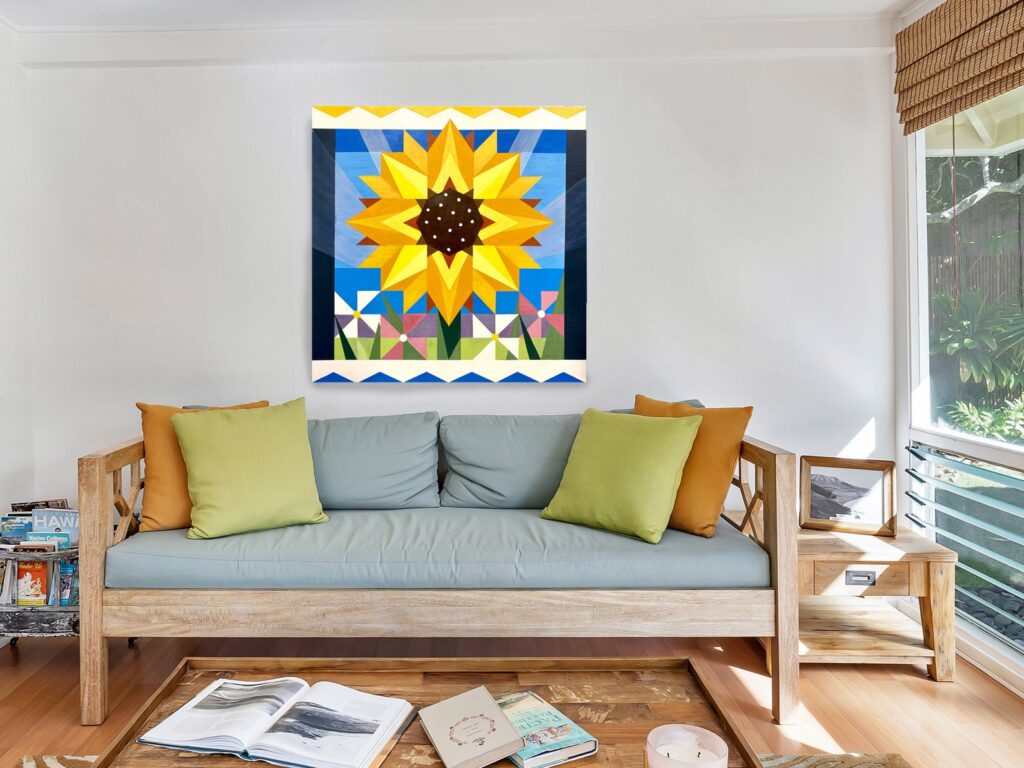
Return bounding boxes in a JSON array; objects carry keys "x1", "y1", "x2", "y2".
[
  {"x1": 633, "y1": 394, "x2": 752, "y2": 537},
  {"x1": 136, "y1": 401, "x2": 269, "y2": 531}
]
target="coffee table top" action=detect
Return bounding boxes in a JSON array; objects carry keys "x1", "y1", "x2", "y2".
[{"x1": 94, "y1": 657, "x2": 760, "y2": 768}]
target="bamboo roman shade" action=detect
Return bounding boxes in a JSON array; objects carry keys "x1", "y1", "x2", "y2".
[{"x1": 897, "y1": 0, "x2": 1024, "y2": 134}]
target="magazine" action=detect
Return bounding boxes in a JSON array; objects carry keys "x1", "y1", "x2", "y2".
[
  {"x1": 494, "y1": 691, "x2": 597, "y2": 768},
  {"x1": 31, "y1": 508, "x2": 79, "y2": 545},
  {"x1": 139, "y1": 677, "x2": 415, "y2": 768}
]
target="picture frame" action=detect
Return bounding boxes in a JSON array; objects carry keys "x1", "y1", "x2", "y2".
[{"x1": 799, "y1": 456, "x2": 896, "y2": 536}]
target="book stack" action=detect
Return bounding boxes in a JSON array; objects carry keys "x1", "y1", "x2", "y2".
[
  {"x1": 141, "y1": 677, "x2": 598, "y2": 768},
  {"x1": 419, "y1": 687, "x2": 597, "y2": 768},
  {"x1": 0, "y1": 499, "x2": 80, "y2": 608}
]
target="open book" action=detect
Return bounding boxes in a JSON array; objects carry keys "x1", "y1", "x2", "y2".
[{"x1": 139, "y1": 677, "x2": 415, "y2": 768}]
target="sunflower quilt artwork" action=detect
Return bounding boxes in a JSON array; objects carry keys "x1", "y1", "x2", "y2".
[{"x1": 311, "y1": 106, "x2": 586, "y2": 383}]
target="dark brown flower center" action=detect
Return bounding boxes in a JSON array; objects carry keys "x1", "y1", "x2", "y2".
[{"x1": 417, "y1": 188, "x2": 482, "y2": 262}]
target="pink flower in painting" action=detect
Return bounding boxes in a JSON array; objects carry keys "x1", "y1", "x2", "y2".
[
  {"x1": 377, "y1": 313, "x2": 438, "y2": 360},
  {"x1": 518, "y1": 291, "x2": 563, "y2": 339}
]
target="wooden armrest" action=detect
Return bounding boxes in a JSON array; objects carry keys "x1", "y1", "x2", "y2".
[
  {"x1": 740, "y1": 435, "x2": 793, "y2": 466},
  {"x1": 735, "y1": 436, "x2": 797, "y2": 578},
  {"x1": 78, "y1": 436, "x2": 145, "y2": 558},
  {"x1": 79, "y1": 436, "x2": 144, "y2": 473}
]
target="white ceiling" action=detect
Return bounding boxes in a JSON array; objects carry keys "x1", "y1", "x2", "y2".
[{"x1": 0, "y1": 0, "x2": 914, "y2": 32}]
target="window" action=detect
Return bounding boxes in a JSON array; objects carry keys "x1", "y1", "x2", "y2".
[
  {"x1": 907, "y1": 445, "x2": 1024, "y2": 654},
  {"x1": 921, "y1": 87, "x2": 1024, "y2": 448},
  {"x1": 911, "y1": 85, "x2": 1024, "y2": 663}
]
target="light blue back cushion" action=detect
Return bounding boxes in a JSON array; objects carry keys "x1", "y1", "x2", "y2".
[
  {"x1": 440, "y1": 414, "x2": 581, "y2": 508},
  {"x1": 307, "y1": 412, "x2": 440, "y2": 509}
]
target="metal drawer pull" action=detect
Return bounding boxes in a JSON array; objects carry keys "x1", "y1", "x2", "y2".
[{"x1": 845, "y1": 570, "x2": 877, "y2": 586}]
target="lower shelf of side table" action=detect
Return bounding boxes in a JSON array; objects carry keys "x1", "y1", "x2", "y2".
[{"x1": 798, "y1": 596, "x2": 934, "y2": 665}]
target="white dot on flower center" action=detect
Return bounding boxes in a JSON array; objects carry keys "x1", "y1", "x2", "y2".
[
  {"x1": 439, "y1": 203, "x2": 444, "y2": 207},
  {"x1": 399, "y1": 333, "x2": 408, "y2": 342},
  {"x1": 448, "y1": 228, "x2": 452, "y2": 232},
  {"x1": 460, "y1": 238, "x2": 465, "y2": 242},
  {"x1": 538, "y1": 310, "x2": 546, "y2": 318},
  {"x1": 457, "y1": 197, "x2": 461, "y2": 202},
  {"x1": 458, "y1": 223, "x2": 462, "y2": 227}
]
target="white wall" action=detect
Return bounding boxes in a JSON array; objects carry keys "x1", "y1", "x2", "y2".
[
  {"x1": 10, "y1": 15, "x2": 898, "y2": 502},
  {"x1": 0, "y1": 22, "x2": 34, "y2": 508}
]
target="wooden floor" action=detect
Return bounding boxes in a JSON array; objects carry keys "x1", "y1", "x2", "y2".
[{"x1": 1, "y1": 636, "x2": 1022, "y2": 768}]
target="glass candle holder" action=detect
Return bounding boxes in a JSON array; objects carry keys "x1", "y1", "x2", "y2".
[{"x1": 645, "y1": 724, "x2": 728, "y2": 768}]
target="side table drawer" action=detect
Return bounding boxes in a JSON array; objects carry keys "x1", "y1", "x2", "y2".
[{"x1": 813, "y1": 562, "x2": 910, "y2": 596}]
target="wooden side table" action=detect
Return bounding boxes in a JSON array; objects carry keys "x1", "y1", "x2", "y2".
[{"x1": 794, "y1": 527, "x2": 958, "y2": 680}]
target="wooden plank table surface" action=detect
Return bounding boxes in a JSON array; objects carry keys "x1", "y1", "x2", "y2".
[{"x1": 94, "y1": 657, "x2": 761, "y2": 768}]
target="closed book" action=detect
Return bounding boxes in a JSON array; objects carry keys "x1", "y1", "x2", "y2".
[
  {"x1": 418, "y1": 686, "x2": 525, "y2": 768},
  {"x1": 494, "y1": 691, "x2": 598, "y2": 768},
  {"x1": 59, "y1": 561, "x2": 78, "y2": 606},
  {"x1": 16, "y1": 561, "x2": 48, "y2": 606},
  {"x1": 26, "y1": 531, "x2": 71, "y2": 550},
  {"x1": 1, "y1": 516, "x2": 32, "y2": 542}
]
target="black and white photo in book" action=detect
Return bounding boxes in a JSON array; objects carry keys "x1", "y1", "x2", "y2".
[{"x1": 139, "y1": 676, "x2": 414, "y2": 768}]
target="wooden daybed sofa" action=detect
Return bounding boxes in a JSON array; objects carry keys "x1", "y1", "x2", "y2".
[{"x1": 77, "y1": 432, "x2": 798, "y2": 726}]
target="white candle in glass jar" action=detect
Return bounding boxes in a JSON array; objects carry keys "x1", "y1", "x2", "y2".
[{"x1": 645, "y1": 724, "x2": 727, "y2": 768}]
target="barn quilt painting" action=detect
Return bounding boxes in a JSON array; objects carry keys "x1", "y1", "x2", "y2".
[{"x1": 311, "y1": 106, "x2": 586, "y2": 383}]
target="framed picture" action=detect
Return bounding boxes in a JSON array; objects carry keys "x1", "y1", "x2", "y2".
[
  {"x1": 311, "y1": 106, "x2": 587, "y2": 384},
  {"x1": 799, "y1": 456, "x2": 896, "y2": 536}
]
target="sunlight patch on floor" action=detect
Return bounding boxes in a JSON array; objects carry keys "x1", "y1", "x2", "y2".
[{"x1": 725, "y1": 662, "x2": 846, "y2": 754}]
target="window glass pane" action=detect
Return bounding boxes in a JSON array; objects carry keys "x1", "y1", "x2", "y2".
[
  {"x1": 924, "y1": 88, "x2": 1024, "y2": 447},
  {"x1": 908, "y1": 445, "x2": 1024, "y2": 653}
]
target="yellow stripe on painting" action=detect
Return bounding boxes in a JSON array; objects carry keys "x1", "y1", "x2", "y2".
[
  {"x1": 545, "y1": 106, "x2": 586, "y2": 118},
  {"x1": 362, "y1": 106, "x2": 404, "y2": 118},
  {"x1": 314, "y1": 106, "x2": 355, "y2": 118},
  {"x1": 408, "y1": 106, "x2": 450, "y2": 117}
]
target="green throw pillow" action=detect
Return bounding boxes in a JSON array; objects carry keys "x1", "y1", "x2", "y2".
[
  {"x1": 542, "y1": 408, "x2": 702, "y2": 544},
  {"x1": 172, "y1": 397, "x2": 327, "y2": 539}
]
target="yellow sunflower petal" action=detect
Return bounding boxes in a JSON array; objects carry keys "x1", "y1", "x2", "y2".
[
  {"x1": 403, "y1": 131, "x2": 428, "y2": 171},
  {"x1": 498, "y1": 174, "x2": 541, "y2": 199},
  {"x1": 361, "y1": 174, "x2": 401, "y2": 199},
  {"x1": 478, "y1": 199, "x2": 553, "y2": 246},
  {"x1": 472, "y1": 274, "x2": 500, "y2": 312},
  {"x1": 381, "y1": 154, "x2": 427, "y2": 200},
  {"x1": 495, "y1": 244, "x2": 540, "y2": 271},
  {"x1": 473, "y1": 155, "x2": 519, "y2": 199},
  {"x1": 360, "y1": 245, "x2": 402, "y2": 269},
  {"x1": 473, "y1": 131, "x2": 499, "y2": 174},
  {"x1": 382, "y1": 245, "x2": 428, "y2": 288},
  {"x1": 348, "y1": 199, "x2": 421, "y2": 245},
  {"x1": 472, "y1": 245, "x2": 517, "y2": 289},
  {"x1": 427, "y1": 251, "x2": 474, "y2": 323},
  {"x1": 428, "y1": 121, "x2": 474, "y2": 193}
]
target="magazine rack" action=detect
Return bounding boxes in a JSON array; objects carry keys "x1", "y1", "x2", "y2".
[{"x1": 0, "y1": 546, "x2": 80, "y2": 642}]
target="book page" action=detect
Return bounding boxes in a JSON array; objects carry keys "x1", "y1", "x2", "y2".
[
  {"x1": 140, "y1": 677, "x2": 308, "y2": 750},
  {"x1": 250, "y1": 681, "x2": 409, "y2": 768}
]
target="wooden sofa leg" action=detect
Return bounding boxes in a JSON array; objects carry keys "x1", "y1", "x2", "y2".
[
  {"x1": 79, "y1": 454, "x2": 112, "y2": 725},
  {"x1": 80, "y1": 626, "x2": 109, "y2": 725},
  {"x1": 770, "y1": 626, "x2": 798, "y2": 725}
]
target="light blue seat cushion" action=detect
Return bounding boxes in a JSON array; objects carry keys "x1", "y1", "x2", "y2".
[
  {"x1": 104, "y1": 507, "x2": 770, "y2": 589},
  {"x1": 440, "y1": 414, "x2": 582, "y2": 508},
  {"x1": 307, "y1": 412, "x2": 440, "y2": 509}
]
